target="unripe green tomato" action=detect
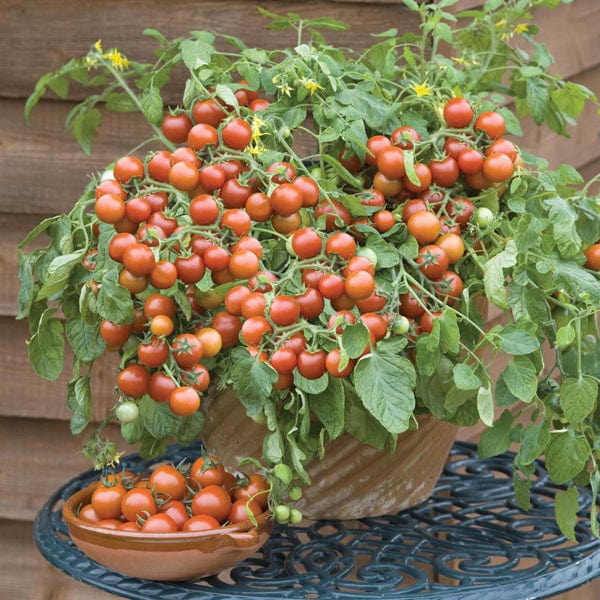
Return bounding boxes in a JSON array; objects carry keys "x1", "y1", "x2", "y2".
[
  {"x1": 115, "y1": 400, "x2": 139, "y2": 423},
  {"x1": 392, "y1": 315, "x2": 410, "y2": 335},
  {"x1": 288, "y1": 485, "x2": 303, "y2": 501},
  {"x1": 475, "y1": 207, "x2": 494, "y2": 228},
  {"x1": 310, "y1": 167, "x2": 324, "y2": 181},
  {"x1": 286, "y1": 235, "x2": 297, "y2": 257},
  {"x1": 356, "y1": 247, "x2": 378, "y2": 268},
  {"x1": 581, "y1": 334, "x2": 598, "y2": 353},
  {"x1": 289, "y1": 508, "x2": 303, "y2": 524},
  {"x1": 275, "y1": 504, "x2": 290, "y2": 524}
]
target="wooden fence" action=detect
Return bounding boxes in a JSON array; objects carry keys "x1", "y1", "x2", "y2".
[{"x1": 1, "y1": 1, "x2": 599, "y2": 597}]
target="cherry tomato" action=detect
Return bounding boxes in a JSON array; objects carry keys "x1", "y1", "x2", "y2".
[
  {"x1": 232, "y1": 473, "x2": 270, "y2": 510},
  {"x1": 297, "y1": 350, "x2": 327, "y2": 379},
  {"x1": 475, "y1": 111, "x2": 506, "y2": 139},
  {"x1": 114, "y1": 156, "x2": 144, "y2": 184},
  {"x1": 150, "y1": 260, "x2": 178, "y2": 289},
  {"x1": 100, "y1": 320, "x2": 132, "y2": 347},
  {"x1": 325, "y1": 232, "x2": 356, "y2": 260},
  {"x1": 182, "y1": 515, "x2": 221, "y2": 531},
  {"x1": 192, "y1": 99, "x2": 226, "y2": 127},
  {"x1": 269, "y1": 296, "x2": 300, "y2": 326},
  {"x1": 376, "y1": 146, "x2": 406, "y2": 179},
  {"x1": 430, "y1": 157, "x2": 460, "y2": 187},
  {"x1": 211, "y1": 312, "x2": 242, "y2": 347},
  {"x1": 296, "y1": 288, "x2": 325, "y2": 320},
  {"x1": 222, "y1": 118, "x2": 252, "y2": 150},
  {"x1": 241, "y1": 316, "x2": 273, "y2": 345},
  {"x1": 326, "y1": 349, "x2": 355, "y2": 378},
  {"x1": 147, "y1": 372, "x2": 177, "y2": 403},
  {"x1": 169, "y1": 386, "x2": 201, "y2": 416},
  {"x1": 141, "y1": 513, "x2": 178, "y2": 533},
  {"x1": 407, "y1": 210, "x2": 441, "y2": 244},
  {"x1": 149, "y1": 315, "x2": 174, "y2": 337},
  {"x1": 417, "y1": 245, "x2": 449, "y2": 280},
  {"x1": 483, "y1": 152, "x2": 514, "y2": 182},
  {"x1": 149, "y1": 464, "x2": 187, "y2": 500},
  {"x1": 443, "y1": 97, "x2": 474, "y2": 128},
  {"x1": 162, "y1": 113, "x2": 193, "y2": 144},
  {"x1": 190, "y1": 455, "x2": 225, "y2": 487},
  {"x1": 121, "y1": 487, "x2": 157, "y2": 523},
  {"x1": 117, "y1": 364, "x2": 150, "y2": 398},
  {"x1": 172, "y1": 333, "x2": 203, "y2": 369},
  {"x1": 391, "y1": 125, "x2": 421, "y2": 149},
  {"x1": 122, "y1": 243, "x2": 156, "y2": 276},
  {"x1": 436, "y1": 233, "x2": 465, "y2": 264},
  {"x1": 366, "y1": 135, "x2": 392, "y2": 166},
  {"x1": 584, "y1": 243, "x2": 600, "y2": 270},
  {"x1": 138, "y1": 337, "x2": 170, "y2": 368},
  {"x1": 403, "y1": 162, "x2": 432, "y2": 193},
  {"x1": 92, "y1": 481, "x2": 126, "y2": 520},
  {"x1": 228, "y1": 498, "x2": 263, "y2": 523},
  {"x1": 95, "y1": 193, "x2": 126, "y2": 224},
  {"x1": 144, "y1": 294, "x2": 176, "y2": 319},
  {"x1": 191, "y1": 485, "x2": 232, "y2": 522}
]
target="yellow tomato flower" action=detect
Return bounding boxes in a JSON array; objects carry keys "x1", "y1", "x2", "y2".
[
  {"x1": 412, "y1": 81, "x2": 433, "y2": 97},
  {"x1": 103, "y1": 48, "x2": 130, "y2": 71},
  {"x1": 94, "y1": 39, "x2": 103, "y2": 53},
  {"x1": 303, "y1": 79, "x2": 324, "y2": 95},
  {"x1": 514, "y1": 23, "x2": 529, "y2": 35}
]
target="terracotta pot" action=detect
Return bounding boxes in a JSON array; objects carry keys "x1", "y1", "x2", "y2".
[{"x1": 202, "y1": 388, "x2": 458, "y2": 520}]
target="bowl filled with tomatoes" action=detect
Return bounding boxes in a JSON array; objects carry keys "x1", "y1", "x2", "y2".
[{"x1": 61, "y1": 454, "x2": 272, "y2": 581}]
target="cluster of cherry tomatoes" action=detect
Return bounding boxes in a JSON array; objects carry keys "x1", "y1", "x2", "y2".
[
  {"x1": 78, "y1": 453, "x2": 274, "y2": 533},
  {"x1": 89, "y1": 86, "x2": 521, "y2": 421}
]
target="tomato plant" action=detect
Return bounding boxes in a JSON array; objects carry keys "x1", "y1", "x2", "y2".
[{"x1": 19, "y1": 2, "x2": 600, "y2": 539}]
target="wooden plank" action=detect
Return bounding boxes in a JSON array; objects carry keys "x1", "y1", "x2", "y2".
[
  {"x1": 578, "y1": 156, "x2": 600, "y2": 195},
  {"x1": 0, "y1": 317, "x2": 118, "y2": 422},
  {"x1": 0, "y1": 519, "x2": 116, "y2": 600},
  {"x1": 0, "y1": 417, "x2": 137, "y2": 521},
  {"x1": 1, "y1": 0, "x2": 420, "y2": 102},
  {"x1": 0, "y1": 98, "x2": 149, "y2": 216}
]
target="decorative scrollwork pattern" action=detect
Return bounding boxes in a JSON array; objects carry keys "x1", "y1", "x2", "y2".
[{"x1": 34, "y1": 442, "x2": 600, "y2": 599}]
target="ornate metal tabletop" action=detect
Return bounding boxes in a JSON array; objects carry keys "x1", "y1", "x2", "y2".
[{"x1": 34, "y1": 442, "x2": 600, "y2": 599}]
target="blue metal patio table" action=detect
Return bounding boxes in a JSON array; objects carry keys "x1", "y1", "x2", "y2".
[{"x1": 34, "y1": 441, "x2": 600, "y2": 599}]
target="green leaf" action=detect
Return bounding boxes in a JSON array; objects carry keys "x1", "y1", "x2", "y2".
[
  {"x1": 555, "y1": 486, "x2": 579, "y2": 542},
  {"x1": 415, "y1": 326, "x2": 441, "y2": 377},
  {"x1": 341, "y1": 323, "x2": 370, "y2": 359},
  {"x1": 140, "y1": 396, "x2": 179, "y2": 439},
  {"x1": 293, "y1": 371, "x2": 329, "y2": 394},
  {"x1": 453, "y1": 363, "x2": 482, "y2": 390},
  {"x1": 70, "y1": 108, "x2": 102, "y2": 155},
  {"x1": 498, "y1": 326, "x2": 540, "y2": 355},
  {"x1": 559, "y1": 377, "x2": 598, "y2": 423},
  {"x1": 16, "y1": 251, "x2": 34, "y2": 319},
  {"x1": 96, "y1": 267, "x2": 134, "y2": 324},
  {"x1": 502, "y1": 357, "x2": 538, "y2": 403},
  {"x1": 519, "y1": 422, "x2": 551, "y2": 465},
  {"x1": 263, "y1": 431, "x2": 284, "y2": 464},
  {"x1": 66, "y1": 376, "x2": 91, "y2": 435},
  {"x1": 121, "y1": 417, "x2": 144, "y2": 444},
  {"x1": 308, "y1": 376, "x2": 345, "y2": 439},
  {"x1": 141, "y1": 86, "x2": 163, "y2": 126},
  {"x1": 477, "y1": 386, "x2": 494, "y2": 427},
  {"x1": 215, "y1": 83, "x2": 239, "y2": 111},
  {"x1": 343, "y1": 383, "x2": 393, "y2": 451},
  {"x1": 525, "y1": 77, "x2": 549, "y2": 125},
  {"x1": 513, "y1": 474, "x2": 532, "y2": 511},
  {"x1": 439, "y1": 310, "x2": 460, "y2": 355},
  {"x1": 65, "y1": 318, "x2": 105, "y2": 362},
  {"x1": 545, "y1": 432, "x2": 591, "y2": 484},
  {"x1": 478, "y1": 410, "x2": 513, "y2": 459},
  {"x1": 28, "y1": 308, "x2": 65, "y2": 380},
  {"x1": 354, "y1": 350, "x2": 416, "y2": 434},
  {"x1": 556, "y1": 324, "x2": 576, "y2": 350},
  {"x1": 36, "y1": 250, "x2": 85, "y2": 300},
  {"x1": 104, "y1": 92, "x2": 138, "y2": 112},
  {"x1": 231, "y1": 348, "x2": 277, "y2": 416},
  {"x1": 483, "y1": 240, "x2": 517, "y2": 308},
  {"x1": 403, "y1": 149, "x2": 420, "y2": 187},
  {"x1": 180, "y1": 38, "x2": 215, "y2": 69},
  {"x1": 545, "y1": 197, "x2": 582, "y2": 259},
  {"x1": 176, "y1": 411, "x2": 205, "y2": 446}
]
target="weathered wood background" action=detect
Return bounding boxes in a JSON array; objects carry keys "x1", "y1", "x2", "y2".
[{"x1": 1, "y1": 0, "x2": 599, "y2": 597}]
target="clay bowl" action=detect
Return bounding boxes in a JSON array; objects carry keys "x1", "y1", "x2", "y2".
[{"x1": 61, "y1": 482, "x2": 273, "y2": 581}]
